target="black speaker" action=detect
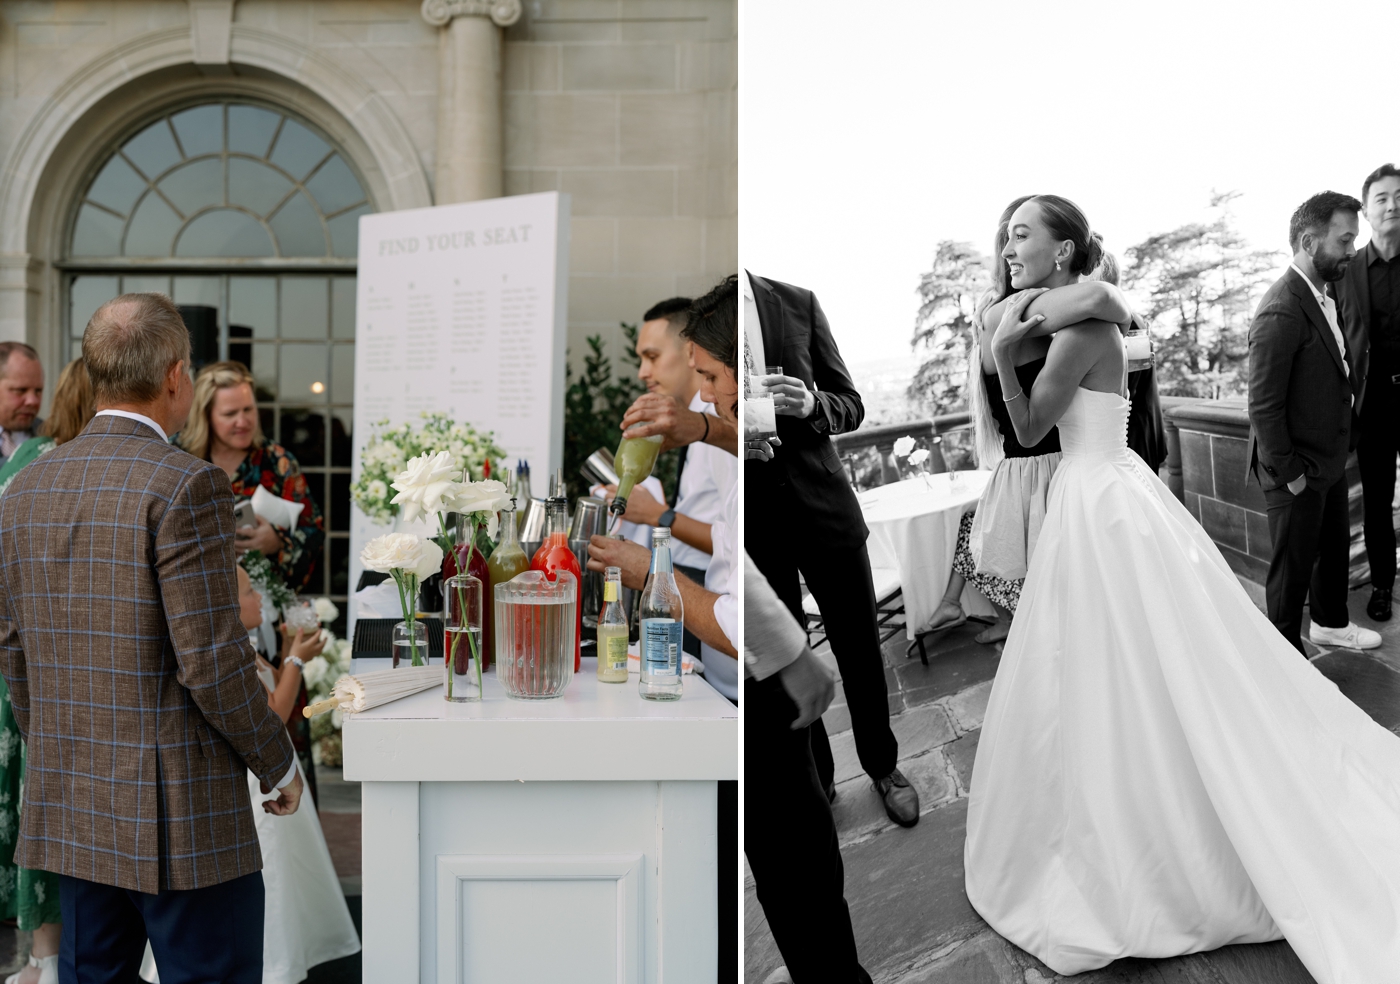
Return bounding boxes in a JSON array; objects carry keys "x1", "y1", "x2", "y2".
[{"x1": 176, "y1": 304, "x2": 219, "y2": 370}]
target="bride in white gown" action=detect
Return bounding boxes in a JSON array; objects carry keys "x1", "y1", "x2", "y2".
[
  {"x1": 142, "y1": 568, "x2": 361, "y2": 984},
  {"x1": 964, "y1": 194, "x2": 1400, "y2": 983}
]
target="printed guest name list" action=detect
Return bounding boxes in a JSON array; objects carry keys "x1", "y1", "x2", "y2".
[{"x1": 350, "y1": 192, "x2": 570, "y2": 603}]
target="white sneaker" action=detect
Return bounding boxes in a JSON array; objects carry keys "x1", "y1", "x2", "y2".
[{"x1": 1309, "y1": 621, "x2": 1383, "y2": 650}]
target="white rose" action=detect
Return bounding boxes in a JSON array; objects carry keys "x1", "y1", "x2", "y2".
[
  {"x1": 410, "y1": 537, "x2": 444, "y2": 579},
  {"x1": 447, "y1": 480, "x2": 515, "y2": 536},
  {"x1": 391, "y1": 450, "x2": 463, "y2": 525},
  {"x1": 314, "y1": 597, "x2": 340, "y2": 623},
  {"x1": 358, "y1": 534, "x2": 428, "y2": 573},
  {"x1": 908, "y1": 448, "x2": 930, "y2": 467},
  {"x1": 302, "y1": 656, "x2": 329, "y2": 689},
  {"x1": 893, "y1": 436, "x2": 916, "y2": 458}
]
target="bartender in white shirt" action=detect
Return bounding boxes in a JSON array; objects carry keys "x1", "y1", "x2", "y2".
[
  {"x1": 588, "y1": 278, "x2": 740, "y2": 701},
  {"x1": 599, "y1": 298, "x2": 738, "y2": 655}
]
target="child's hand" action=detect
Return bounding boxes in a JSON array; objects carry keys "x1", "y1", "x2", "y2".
[{"x1": 281, "y1": 624, "x2": 326, "y2": 662}]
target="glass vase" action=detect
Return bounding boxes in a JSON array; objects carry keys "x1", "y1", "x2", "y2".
[
  {"x1": 444, "y1": 574, "x2": 483, "y2": 702},
  {"x1": 393, "y1": 619, "x2": 429, "y2": 668}
]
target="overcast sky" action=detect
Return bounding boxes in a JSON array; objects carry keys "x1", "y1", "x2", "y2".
[{"x1": 741, "y1": 0, "x2": 1394, "y2": 366}]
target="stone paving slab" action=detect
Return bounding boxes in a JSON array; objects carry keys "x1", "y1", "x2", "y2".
[{"x1": 749, "y1": 585, "x2": 1399, "y2": 983}]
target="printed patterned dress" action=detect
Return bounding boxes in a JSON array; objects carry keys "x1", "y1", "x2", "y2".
[
  {"x1": 228, "y1": 439, "x2": 325, "y2": 593},
  {"x1": 0, "y1": 437, "x2": 62, "y2": 929},
  {"x1": 227, "y1": 439, "x2": 324, "y2": 803}
]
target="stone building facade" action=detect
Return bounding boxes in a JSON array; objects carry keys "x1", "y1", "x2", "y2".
[{"x1": 0, "y1": 0, "x2": 736, "y2": 607}]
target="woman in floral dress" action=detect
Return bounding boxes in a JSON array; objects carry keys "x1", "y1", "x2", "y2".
[
  {"x1": 177, "y1": 361, "x2": 325, "y2": 801},
  {"x1": 0, "y1": 359, "x2": 93, "y2": 984}
]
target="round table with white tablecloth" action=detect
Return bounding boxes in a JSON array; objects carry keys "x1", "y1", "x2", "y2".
[{"x1": 857, "y1": 471, "x2": 998, "y2": 639}]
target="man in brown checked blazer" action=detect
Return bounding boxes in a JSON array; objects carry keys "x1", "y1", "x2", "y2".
[{"x1": 0, "y1": 293, "x2": 300, "y2": 983}]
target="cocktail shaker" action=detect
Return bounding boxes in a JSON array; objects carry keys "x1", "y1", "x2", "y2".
[
  {"x1": 580, "y1": 448, "x2": 620, "y2": 490},
  {"x1": 517, "y1": 496, "x2": 548, "y2": 562},
  {"x1": 569, "y1": 497, "x2": 609, "y2": 628}
]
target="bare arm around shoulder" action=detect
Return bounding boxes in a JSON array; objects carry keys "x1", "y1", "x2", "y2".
[
  {"x1": 991, "y1": 294, "x2": 1124, "y2": 447},
  {"x1": 156, "y1": 465, "x2": 296, "y2": 788},
  {"x1": 984, "y1": 281, "x2": 1131, "y2": 340}
]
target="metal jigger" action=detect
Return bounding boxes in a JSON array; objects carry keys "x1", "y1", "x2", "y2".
[{"x1": 569, "y1": 497, "x2": 609, "y2": 629}]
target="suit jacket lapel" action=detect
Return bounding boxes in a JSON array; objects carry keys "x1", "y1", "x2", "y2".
[
  {"x1": 1287, "y1": 268, "x2": 1347, "y2": 379},
  {"x1": 748, "y1": 272, "x2": 785, "y2": 366}
]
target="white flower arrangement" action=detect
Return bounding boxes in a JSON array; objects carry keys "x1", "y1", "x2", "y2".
[
  {"x1": 360, "y1": 532, "x2": 444, "y2": 666},
  {"x1": 306, "y1": 634, "x2": 353, "y2": 766},
  {"x1": 351, "y1": 413, "x2": 506, "y2": 526}
]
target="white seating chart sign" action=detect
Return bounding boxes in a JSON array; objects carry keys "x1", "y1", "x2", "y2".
[{"x1": 349, "y1": 192, "x2": 570, "y2": 601}]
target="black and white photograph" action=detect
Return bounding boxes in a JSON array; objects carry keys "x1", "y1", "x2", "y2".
[{"x1": 741, "y1": 2, "x2": 1400, "y2": 982}]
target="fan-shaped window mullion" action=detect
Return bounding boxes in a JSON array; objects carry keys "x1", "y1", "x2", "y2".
[{"x1": 71, "y1": 101, "x2": 370, "y2": 262}]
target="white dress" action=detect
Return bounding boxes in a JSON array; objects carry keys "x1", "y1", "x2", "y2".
[
  {"x1": 964, "y1": 387, "x2": 1400, "y2": 983},
  {"x1": 141, "y1": 672, "x2": 360, "y2": 983}
]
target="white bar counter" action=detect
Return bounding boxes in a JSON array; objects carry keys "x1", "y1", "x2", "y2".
[{"x1": 343, "y1": 657, "x2": 738, "y2": 984}]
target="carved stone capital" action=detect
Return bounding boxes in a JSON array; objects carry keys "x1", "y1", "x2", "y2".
[{"x1": 420, "y1": 0, "x2": 522, "y2": 28}]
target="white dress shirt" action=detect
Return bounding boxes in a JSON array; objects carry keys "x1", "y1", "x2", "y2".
[
  {"x1": 1289, "y1": 262, "x2": 1349, "y2": 381},
  {"x1": 96, "y1": 409, "x2": 298, "y2": 791},
  {"x1": 743, "y1": 550, "x2": 809, "y2": 682},
  {"x1": 94, "y1": 409, "x2": 169, "y2": 442},
  {"x1": 670, "y1": 390, "x2": 738, "y2": 572},
  {"x1": 700, "y1": 476, "x2": 738, "y2": 701},
  {"x1": 742, "y1": 270, "x2": 766, "y2": 374}
]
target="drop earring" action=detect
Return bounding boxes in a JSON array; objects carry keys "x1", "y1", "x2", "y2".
[{"x1": 1055, "y1": 259, "x2": 1061, "y2": 271}]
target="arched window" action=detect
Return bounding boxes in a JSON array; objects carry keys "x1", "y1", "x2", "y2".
[
  {"x1": 63, "y1": 101, "x2": 371, "y2": 623},
  {"x1": 70, "y1": 102, "x2": 369, "y2": 259}
]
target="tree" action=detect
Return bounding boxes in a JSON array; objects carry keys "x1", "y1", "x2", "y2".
[
  {"x1": 1121, "y1": 192, "x2": 1282, "y2": 399},
  {"x1": 562, "y1": 325, "x2": 677, "y2": 504},
  {"x1": 908, "y1": 240, "x2": 991, "y2": 416}
]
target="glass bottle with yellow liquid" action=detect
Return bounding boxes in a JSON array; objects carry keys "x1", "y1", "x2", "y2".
[
  {"x1": 609, "y1": 429, "x2": 664, "y2": 519},
  {"x1": 596, "y1": 566, "x2": 629, "y2": 683},
  {"x1": 485, "y1": 504, "x2": 531, "y2": 666}
]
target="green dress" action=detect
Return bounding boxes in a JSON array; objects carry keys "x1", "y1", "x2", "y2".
[{"x1": 0, "y1": 436, "x2": 62, "y2": 928}]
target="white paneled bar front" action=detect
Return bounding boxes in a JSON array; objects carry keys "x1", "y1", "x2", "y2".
[{"x1": 346, "y1": 665, "x2": 737, "y2": 983}]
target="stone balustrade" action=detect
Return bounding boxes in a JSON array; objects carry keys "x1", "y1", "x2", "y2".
[{"x1": 832, "y1": 412, "x2": 973, "y2": 489}]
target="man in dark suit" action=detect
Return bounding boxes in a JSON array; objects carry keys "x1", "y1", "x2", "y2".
[
  {"x1": 744, "y1": 271, "x2": 918, "y2": 827},
  {"x1": 1247, "y1": 192, "x2": 1382, "y2": 654},
  {"x1": 1335, "y1": 163, "x2": 1400, "y2": 622},
  {"x1": 0, "y1": 293, "x2": 300, "y2": 982}
]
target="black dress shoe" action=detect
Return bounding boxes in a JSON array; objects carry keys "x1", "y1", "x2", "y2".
[
  {"x1": 1368, "y1": 587, "x2": 1393, "y2": 622},
  {"x1": 873, "y1": 768, "x2": 920, "y2": 827}
]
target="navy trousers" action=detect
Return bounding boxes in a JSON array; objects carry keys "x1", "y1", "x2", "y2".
[{"x1": 59, "y1": 870, "x2": 264, "y2": 984}]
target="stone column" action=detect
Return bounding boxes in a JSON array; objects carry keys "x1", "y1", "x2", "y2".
[{"x1": 421, "y1": 0, "x2": 522, "y2": 204}]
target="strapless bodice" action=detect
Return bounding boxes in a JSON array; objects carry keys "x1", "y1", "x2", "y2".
[{"x1": 1057, "y1": 388, "x2": 1129, "y2": 459}]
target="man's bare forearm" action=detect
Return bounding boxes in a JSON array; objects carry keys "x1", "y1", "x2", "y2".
[{"x1": 675, "y1": 573, "x2": 736, "y2": 658}]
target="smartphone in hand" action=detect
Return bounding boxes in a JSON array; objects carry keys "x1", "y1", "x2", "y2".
[{"x1": 234, "y1": 500, "x2": 258, "y2": 529}]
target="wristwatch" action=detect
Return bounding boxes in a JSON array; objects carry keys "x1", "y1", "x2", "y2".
[
  {"x1": 286, "y1": 656, "x2": 306, "y2": 670},
  {"x1": 657, "y1": 508, "x2": 676, "y2": 529}
]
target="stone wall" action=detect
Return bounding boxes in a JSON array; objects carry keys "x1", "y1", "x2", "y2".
[
  {"x1": 1166, "y1": 399, "x2": 1271, "y2": 586},
  {"x1": 0, "y1": 0, "x2": 737, "y2": 377},
  {"x1": 502, "y1": 0, "x2": 736, "y2": 363},
  {"x1": 1165, "y1": 398, "x2": 1372, "y2": 596}
]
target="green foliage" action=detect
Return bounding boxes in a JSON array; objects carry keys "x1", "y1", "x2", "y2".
[
  {"x1": 909, "y1": 241, "x2": 992, "y2": 417},
  {"x1": 1121, "y1": 192, "x2": 1282, "y2": 399},
  {"x1": 563, "y1": 323, "x2": 679, "y2": 505},
  {"x1": 240, "y1": 550, "x2": 291, "y2": 614}
]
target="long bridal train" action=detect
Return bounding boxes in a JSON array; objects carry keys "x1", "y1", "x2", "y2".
[{"x1": 965, "y1": 387, "x2": 1400, "y2": 983}]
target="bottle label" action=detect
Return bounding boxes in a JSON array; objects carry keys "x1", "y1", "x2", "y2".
[
  {"x1": 605, "y1": 633, "x2": 629, "y2": 670},
  {"x1": 604, "y1": 581, "x2": 618, "y2": 602},
  {"x1": 642, "y1": 619, "x2": 682, "y2": 675}
]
